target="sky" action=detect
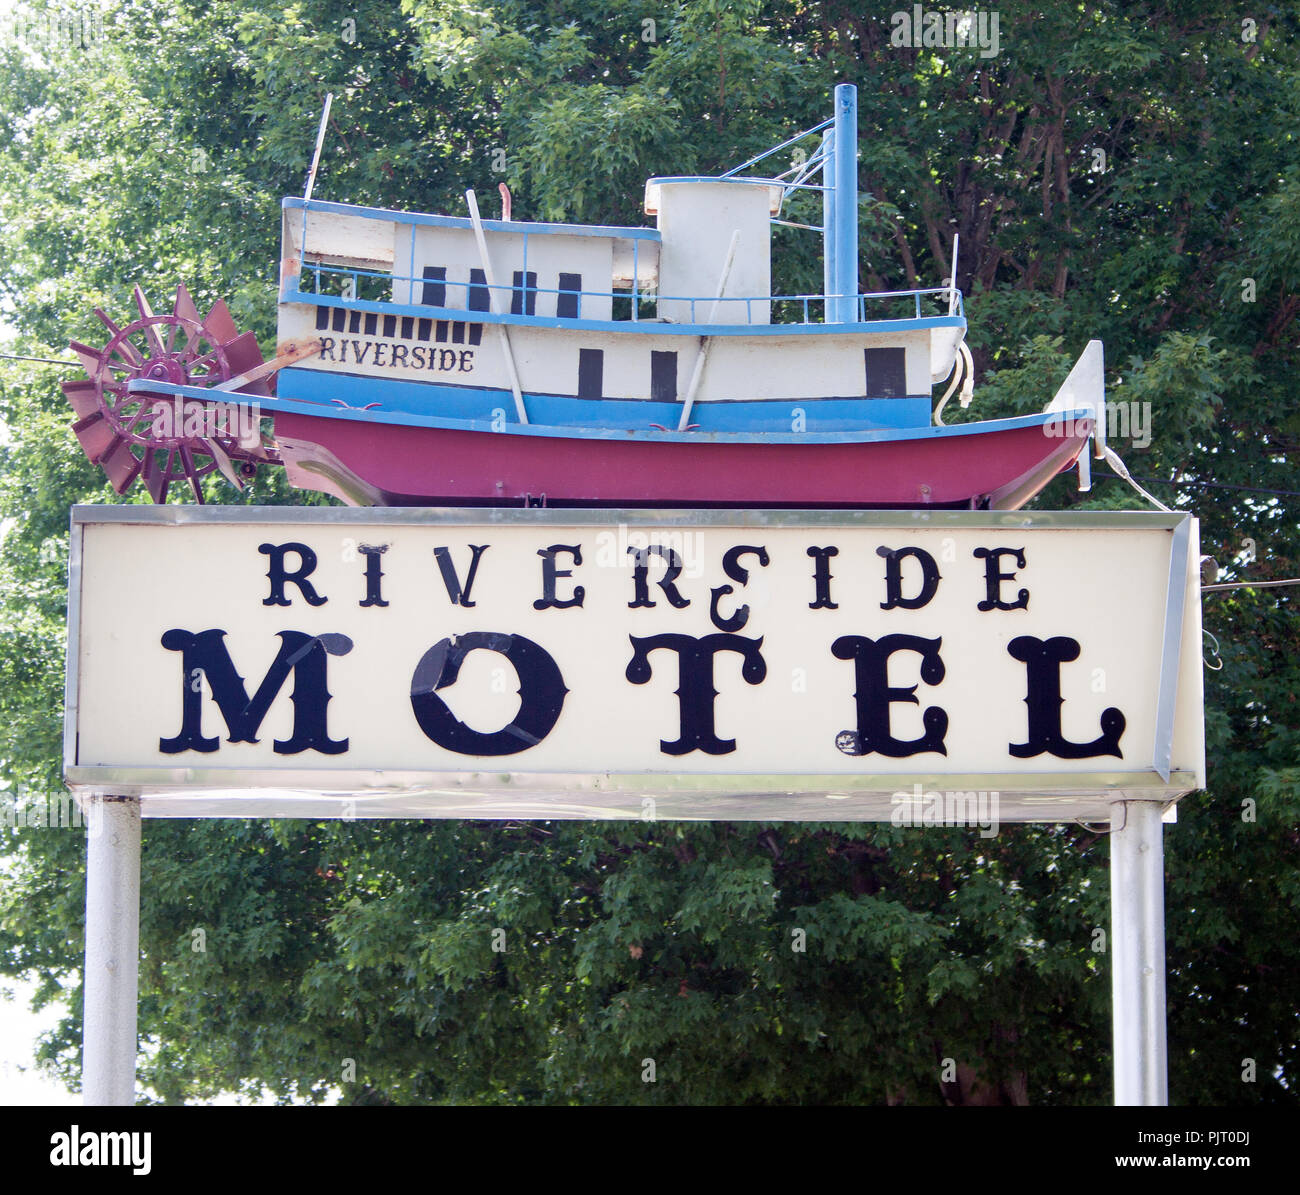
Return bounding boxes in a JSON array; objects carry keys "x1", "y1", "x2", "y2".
[{"x1": 0, "y1": 976, "x2": 80, "y2": 1106}]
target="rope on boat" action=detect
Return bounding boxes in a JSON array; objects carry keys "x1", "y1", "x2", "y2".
[
  {"x1": 933, "y1": 341, "x2": 974, "y2": 426},
  {"x1": 1101, "y1": 444, "x2": 1175, "y2": 513}
]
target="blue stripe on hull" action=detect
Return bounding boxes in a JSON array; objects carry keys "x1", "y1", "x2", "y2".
[
  {"x1": 276, "y1": 367, "x2": 931, "y2": 432},
  {"x1": 127, "y1": 376, "x2": 1093, "y2": 446}
]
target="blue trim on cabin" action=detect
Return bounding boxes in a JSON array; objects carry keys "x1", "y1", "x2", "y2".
[
  {"x1": 127, "y1": 377, "x2": 1090, "y2": 447},
  {"x1": 648, "y1": 175, "x2": 781, "y2": 186},
  {"x1": 287, "y1": 290, "x2": 967, "y2": 340},
  {"x1": 274, "y1": 367, "x2": 933, "y2": 433},
  {"x1": 645, "y1": 174, "x2": 825, "y2": 199},
  {"x1": 282, "y1": 196, "x2": 662, "y2": 242},
  {"x1": 646, "y1": 175, "x2": 801, "y2": 191}
]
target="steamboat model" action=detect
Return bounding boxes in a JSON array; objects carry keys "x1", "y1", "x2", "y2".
[{"x1": 63, "y1": 85, "x2": 1104, "y2": 507}]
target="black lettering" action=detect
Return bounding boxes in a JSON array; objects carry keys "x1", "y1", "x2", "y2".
[
  {"x1": 258, "y1": 542, "x2": 328, "y2": 607},
  {"x1": 318, "y1": 336, "x2": 335, "y2": 361},
  {"x1": 974, "y1": 547, "x2": 1029, "y2": 611},
  {"x1": 627, "y1": 545, "x2": 690, "y2": 609},
  {"x1": 831, "y1": 634, "x2": 947, "y2": 757},
  {"x1": 1008, "y1": 636, "x2": 1125, "y2": 759},
  {"x1": 391, "y1": 344, "x2": 408, "y2": 368},
  {"x1": 459, "y1": 350, "x2": 474, "y2": 372},
  {"x1": 877, "y1": 545, "x2": 941, "y2": 610},
  {"x1": 373, "y1": 343, "x2": 388, "y2": 367},
  {"x1": 439, "y1": 349, "x2": 457, "y2": 371},
  {"x1": 807, "y1": 546, "x2": 839, "y2": 609},
  {"x1": 159, "y1": 629, "x2": 352, "y2": 754},
  {"x1": 709, "y1": 544, "x2": 769, "y2": 632},
  {"x1": 410, "y1": 346, "x2": 426, "y2": 369},
  {"x1": 359, "y1": 544, "x2": 389, "y2": 608},
  {"x1": 352, "y1": 340, "x2": 371, "y2": 365},
  {"x1": 410, "y1": 632, "x2": 567, "y2": 755},
  {"x1": 626, "y1": 633, "x2": 766, "y2": 755},
  {"x1": 534, "y1": 544, "x2": 584, "y2": 610},
  {"x1": 433, "y1": 544, "x2": 489, "y2": 607}
]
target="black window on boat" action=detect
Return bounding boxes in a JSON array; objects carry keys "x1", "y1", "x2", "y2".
[
  {"x1": 469, "y1": 268, "x2": 491, "y2": 312},
  {"x1": 578, "y1": 349, "x2": 604, "y2": 399},
  {"x1": 864, "y1": 347, "x2": 908, "y2": 397},
  {"x1": 512, "y1": 271, "x2": 538, "y2": 316},
  {"x1": 557, "y1": 273, "x2": 582, "y2": 319},
  {"x1": 651, "y1": 351, "x2": 677, "y2": 403},
  {"x1": 421, "y1": 266, "x2": 447, "y2": 306}
]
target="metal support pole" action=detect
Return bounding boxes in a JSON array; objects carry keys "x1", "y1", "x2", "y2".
[
  {"x1": 83, "y1": 795, "x2": 141, "y2": 1106},
  {"x1": 830, "y1": 83, "x2": 858, "y2": 323},
  {"x1": 1111, "y1": 799, "x2": 1168, "y2": 1106},
  {"x1": 821, "y1": 129, "x2": 836, "y2": 314}
]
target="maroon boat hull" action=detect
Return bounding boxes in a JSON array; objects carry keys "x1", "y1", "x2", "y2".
[{"x1": 274, "y1": 412, "x2": 1091, "y2": 509}]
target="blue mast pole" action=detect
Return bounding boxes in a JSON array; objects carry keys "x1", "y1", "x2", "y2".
[
  {"x1": 821, "y1": 129, "x2": 836, "y2": 318},
  {"x1": 831, "y1": 83, "x2": 858, "y2": 323}
]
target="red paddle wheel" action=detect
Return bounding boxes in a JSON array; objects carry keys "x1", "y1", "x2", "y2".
[{"x1": 61, "y1": 284, "x2": 278, "y2": 502}]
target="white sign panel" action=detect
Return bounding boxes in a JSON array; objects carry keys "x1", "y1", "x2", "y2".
[{"x1": 64, "y1": 508, "x2": 1204, "y2": 822}]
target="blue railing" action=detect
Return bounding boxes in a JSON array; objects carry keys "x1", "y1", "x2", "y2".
[
  {"x1": 290, "y1": 262, "x2": 964, "y2": 326},
  {"x1": 283, "y1": 197, "x2": 964, "y2": 327}
]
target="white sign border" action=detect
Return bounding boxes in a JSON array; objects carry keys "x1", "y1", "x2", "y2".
[{"x1": 63, "y1": 505, "x2": 1204, "y2": 822}]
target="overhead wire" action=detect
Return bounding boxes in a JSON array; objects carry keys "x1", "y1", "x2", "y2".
[
  {"x1": 0, "y1": 352, "x2": 79, "y2": 369},
  {"x1": 1202, "y1": 578, "x2": 1300, "y2": 592},
  {"x1": 1094, "y1": 469, "x2": 1300, "y2": 500}
]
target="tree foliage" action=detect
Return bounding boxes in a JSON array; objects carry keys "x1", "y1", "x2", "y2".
[{"x1": 0, "y1": 0, "x2": 1296, "y2": 1104}]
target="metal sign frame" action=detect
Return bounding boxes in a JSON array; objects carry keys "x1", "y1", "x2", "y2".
[
  {"x1": 65, "y1": 504, "x2": 1202, "y2": 1109},
  {"x1": 64, "y1": 505, "x2": 1202, "y2": 823}
]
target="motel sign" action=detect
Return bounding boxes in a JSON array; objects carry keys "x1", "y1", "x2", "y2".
[{"x1": 65, "y1": 506, "x2": 1202, "y2": 823}]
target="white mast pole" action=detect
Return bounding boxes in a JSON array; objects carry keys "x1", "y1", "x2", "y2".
[
  {"x1": 82, "y1": 795, "x2": 141, "y2": 1106},
  {"x1": 949, "y1": 232, "x2": 960, "y2": 316},
  {"x1": 1111, "y1": 799, "x2": 1169, "y2": 1106},
  {"x1": 466, "y1": 189, "x2": 528, "y2": 425},
  {"x1": 677, "y1": 230, "x2": 741, "y2": 431},
  {"x1": 303, "y1": 93, "x2": 334, "y2": 203}
]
